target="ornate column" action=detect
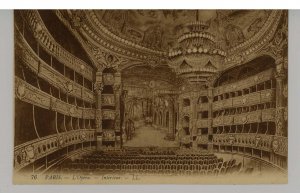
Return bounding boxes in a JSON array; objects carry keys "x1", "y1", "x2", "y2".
[
  {"x1": 113, "y1": 72, "x2": 122, "y2": 148},
  {"x1": 274, "y1": 57, "x2": 287, "y2": 136},
  {"x1": 191, "y1": 93, "x2": 198, "y2": 149},
  {"x1": 94, "y1": 70, "x2": 103, "y2": 149},
  {"x1": 207, "y1": 87, "x2": 214, "y2": 152},
  {"x1": 120, "y1": 90, "x2": 127, "y2": 147}
]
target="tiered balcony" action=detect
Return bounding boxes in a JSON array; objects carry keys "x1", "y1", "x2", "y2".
[
  {"x1": 212, "y1": 133, "x2": 287, "y2": 157},
  {"x1": 212, "y1": 89, "x2": 275, "y2": 110},
  {"x1": 16, "y1": 30, "x2": 95, "y2": 104},
  {"x1": 102, "y1": 94, "x2": 115, "y2": 106},
  {"x1": 213, "y1": 69, "x2": 274, "y2": 96},
  {"x1": 14, "y1": 129, "x2": 95, "y2": 171},
  {"x1": 212, "y1": 108, "x2": 276, "y2": 127},
  {"x1": 102, "y1": 109, "x2": 116, "y2": 120},
  {"x1": 21, "y1": 10, "x2": 93, "y2": 80},
  {"x1": 15, "y1": 77, "x2": 95, "y2": 119}
]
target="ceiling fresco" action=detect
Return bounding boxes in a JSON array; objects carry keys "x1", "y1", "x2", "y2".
[{"x1": 94, "y1": 10, "x2": 271, "y2": 51}]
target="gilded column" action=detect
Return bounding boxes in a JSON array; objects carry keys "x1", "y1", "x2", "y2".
[
  {"x1": 191, "y1": 94, "x2": 198, "y2": 149},
  {"x1": 207, "y1": 87, "x2": 214, "y2": 151},
  {"x1": 113, "y1": 72, "x2": 122, "y2": 148},
  {"x1": 274, "y1": 58, "x2": 286, "y2": 136},
  {"x1": 94, "y1": 70, "x2": 103, "y2": 149}
]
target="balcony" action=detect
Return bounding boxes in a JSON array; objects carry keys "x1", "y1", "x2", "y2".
[
  {"x1": 196, "y1": 103, "x2": 209, "y2": 111},
  {"x1": 14, "y1": 129, "x2": 95, "y2": 171},
  {"x1": 102, "y1": 94, "x2": 115, "y2": 106},
  {"x1": 196, "y1": 119, "x2": 209, "y2": 128},
  {"x1": 15, "y1": 77, "x2": 95, "y2": 119},
  {"x1": 196, "y1": 135, "x2": 209, "y2": 144},
  {"x1": 16, "y1": 31, "x2": 95, "y2": 103},
  {"x1": 212, "y1": 89, "x2": 275, "y2": 110},
  {"x1": 212, "y1": 133, "x2": 287, "y2": 157},
  {"x1": 21, "y1": 10, "x2": 93, "y2": 80},
  {"x1": 213, "y1": 68, "x2": 274, "y2": 95},
  {"x1": 102, "y1": 109, "x2": 116, "y2": 120},
  {"x1": 212, "y1": 108, "x2": 276, "y2": 127},
  {"x1": 103, "y1": 73, "x2": 115, "y2": 85}
]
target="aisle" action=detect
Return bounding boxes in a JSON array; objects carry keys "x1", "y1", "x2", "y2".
[{"x1": 123, "y1": 124, "x2": 178, "y2": 147}]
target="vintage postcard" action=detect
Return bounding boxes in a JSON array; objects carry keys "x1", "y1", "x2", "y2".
[{"x1": 13, "y1": 10, "x2": 288, "y2": 184}]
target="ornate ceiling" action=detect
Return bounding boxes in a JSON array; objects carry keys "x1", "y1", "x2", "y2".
[
  {"x1": 94, "y1": 10, "x2": 271, "y2": 51},
  {"x1": 54, "y1": 10, "x2": 286, "y2": 86}
]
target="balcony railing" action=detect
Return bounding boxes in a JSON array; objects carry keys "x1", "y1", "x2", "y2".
[
  {"x1": 14, "y1": 129, "x2": 95, "y2": 171},
  {"x1": 212, "y1": 108, "x2": 276, "y2": 127},
  {"x1": 16, "y1": 31, "x2": 95, "y2": 104},
  {"x1": 21, "y1": 10, "x2": 94, "y2": 81},
  {"x1": 102, "y1": 94, "x2": 115, "y2": 106},
  {"x1": 102, "y1": 109, "x2": 116, "y2": 120},
  {"x1": 212, "y1": 133, "x2": 287, "y2": 157},
  {"x1": 196, "y1": 135, "x2": 209, "y2": 144},
  {"x1": 196, "y1": 103, "x2": 209, "y2": 111},
  {"x1": 196, "y1": 119, "x2": 210, "y2": 128},
  {"x1": 212, "y1": 89, "x2": 275, "y2": 110},
  {"x1": 15, "y1": 77, "x2": 95, "y2": 119}
]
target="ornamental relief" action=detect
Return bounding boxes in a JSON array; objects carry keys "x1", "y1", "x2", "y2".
[
  {"x1": 102, "y1": 109, "x2": 116, "y2": 120},
  {"x1": 103, "y1": 73, "x2": 115, "y2": 85},
  {"x1": 102, "y1": 94, "x2": 115, "y2": 106}
]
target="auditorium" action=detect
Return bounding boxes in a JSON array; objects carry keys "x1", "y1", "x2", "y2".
[{"x1": 13, "y1": 10, "x2": 288, "y2": 183}]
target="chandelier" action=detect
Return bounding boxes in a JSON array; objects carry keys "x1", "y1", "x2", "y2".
[{"x1": 168, "y1": 11, "x2": 226, "y2": 84}]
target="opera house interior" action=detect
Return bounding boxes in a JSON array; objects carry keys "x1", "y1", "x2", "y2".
[{"x1": 14, "y1": 10, "x2": 288, "y2": 181}]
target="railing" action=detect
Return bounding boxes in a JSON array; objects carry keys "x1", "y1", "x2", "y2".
[
  {"x1": 102, "y1": 94, "x2": 115, "y2": 106},
  {"x1": 196, "y1": 103, "x2": 209, "y2": 111},
  {"x1": 15, "y1": 77, "x2": 95, "y2": 119},
  {"x1": 16, "y1": 31, "x2": 95, "y2": 104},
  {"x1": 196, "y1": 135, "x2": 209, "y2": 144},
  {"x1": 196, "y1": 119, "x2": 210, "y2": 128},
  {"x1": 212, "y1": 89, "x2": 275, "y2": 110},
  {"x1": 102, "y1": 109, "x2": 116, "y2": 120},
  {"x1": 14, "y1": 129, "x2": 95, "y2": 171},
  {"x1": 213, "y1": 69, "x2": 274, "y2": 96},
  {"x1": 212, "y1": 108, "x2": 276, "y2": 127},
  {"x1": 212, "y1": 133, "x2": 287, "y2": 157},
  {"x1": 20, "y1": 10, "x2": 94, "y2": 81}
]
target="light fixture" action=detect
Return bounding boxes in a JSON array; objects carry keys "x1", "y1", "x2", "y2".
[{"x1": 168, "y1": 10, "x2": 226, "y2": 84}]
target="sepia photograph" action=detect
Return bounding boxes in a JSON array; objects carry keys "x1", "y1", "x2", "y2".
[{"x1": 13, "y1": 10, "x2": 288, "y2": 184}]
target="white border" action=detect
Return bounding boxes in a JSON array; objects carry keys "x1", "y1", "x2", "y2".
[
  {"x1": 0, "y1": 0, "x2": 300, "y2": 9},
  {"x1": 1, "y1": 9, "x2": 300, "y2": 193}
]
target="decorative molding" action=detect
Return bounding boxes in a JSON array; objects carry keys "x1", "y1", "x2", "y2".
[
  {"x1": 15, "y1": 77, "x2": 95, "y2": 119},
  {"x1": 14, "y1": 129, "x2": 95, "y2": 171}
]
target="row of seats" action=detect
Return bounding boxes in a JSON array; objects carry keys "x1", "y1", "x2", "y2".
[{"x1": 59, "y1": 151, "x2": 244, "y2": 176}]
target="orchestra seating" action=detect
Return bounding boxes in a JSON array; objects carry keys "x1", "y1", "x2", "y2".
[{"x1": 59, "y1": 150, "x2": 244, "y2": 176}]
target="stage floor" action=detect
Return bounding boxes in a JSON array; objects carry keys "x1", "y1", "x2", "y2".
[{"x1": 123, "y1": 123, "x2": 179, "y2": 148}]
